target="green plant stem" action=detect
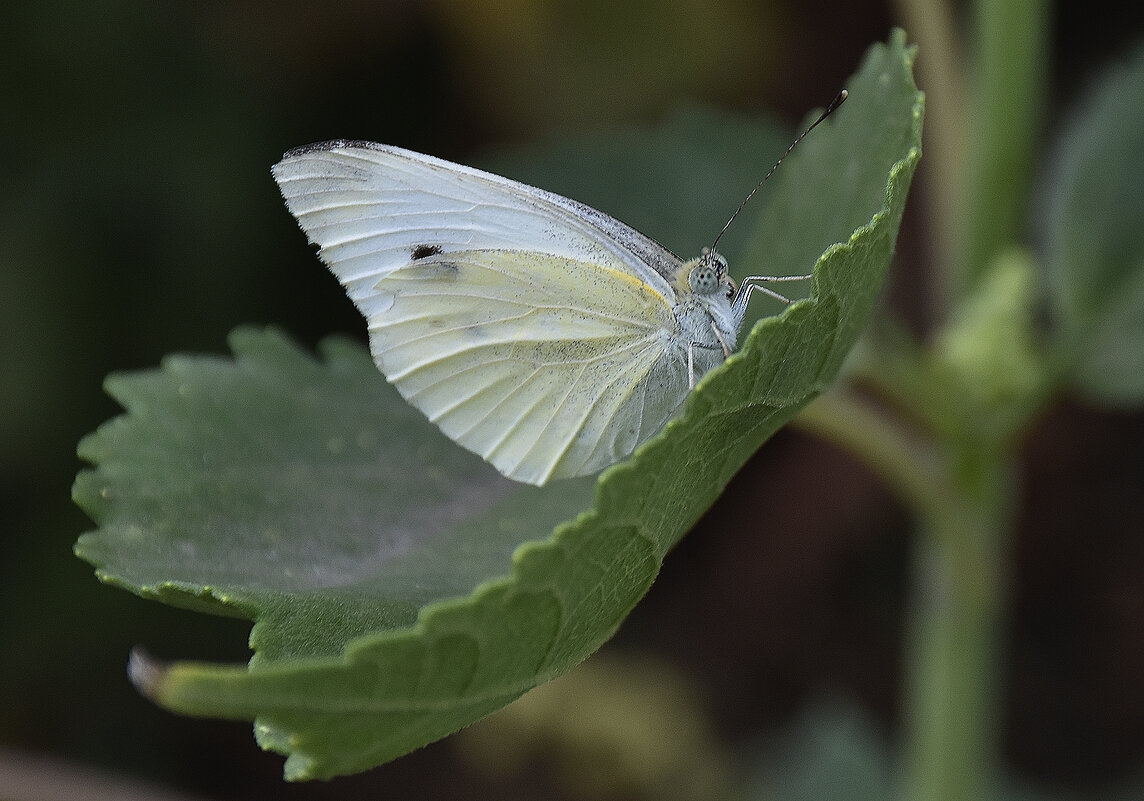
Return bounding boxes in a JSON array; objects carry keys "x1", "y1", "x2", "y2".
[
  {"x1": 900, "y1": 446, "x2": 1013, "y2": 801},
  {"x1": 958, "y1": 0, "x2": 1050, "y2": 292}
]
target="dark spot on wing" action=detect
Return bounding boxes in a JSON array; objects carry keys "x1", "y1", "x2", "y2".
[{"x1": 411, "y1": 244, "x2": 443, "y2": 260}]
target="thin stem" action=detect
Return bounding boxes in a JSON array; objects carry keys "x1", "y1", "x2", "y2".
[
  {"x1": 900, "y1": 448, "x2": 1014, "y2": 801},
  {"x1": 957, "y1": 0, "x2": 1051, "y2": 291}
]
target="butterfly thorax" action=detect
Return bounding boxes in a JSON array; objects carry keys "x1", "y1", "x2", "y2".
[{"x1": 669, "y1": 251, "x2": 741, "y2": 361}]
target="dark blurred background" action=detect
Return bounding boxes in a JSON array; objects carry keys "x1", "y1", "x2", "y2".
[{"x1": 2, "y1": 1, "x2": 1143, "y2": 798}]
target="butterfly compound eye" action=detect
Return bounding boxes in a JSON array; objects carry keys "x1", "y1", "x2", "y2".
[
  {"x1": 688, "y1": 265, "x2": 717, "y2": 294},
  {"x1": 688, "y1": 252, "x2": 728, "y2": 295}
]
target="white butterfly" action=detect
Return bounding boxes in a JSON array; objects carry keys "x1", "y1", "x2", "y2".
[{"x1": 273, "y1": 99, "x2": 843, "y2": 485}]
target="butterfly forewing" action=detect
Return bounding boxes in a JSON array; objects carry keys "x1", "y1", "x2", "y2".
[{"x1": 272, "y1": 142, "x2": 682, "y2": 303}]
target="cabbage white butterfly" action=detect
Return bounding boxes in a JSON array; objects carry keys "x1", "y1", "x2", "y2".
[{"x1": 273, "y1": 92, "x2": 845, "y2": 486}]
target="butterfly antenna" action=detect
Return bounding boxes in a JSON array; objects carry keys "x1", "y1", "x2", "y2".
[{"x1": 710, "y1": 89, "x2": 848, "y2": 253}]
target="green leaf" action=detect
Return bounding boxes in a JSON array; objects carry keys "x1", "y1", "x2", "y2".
[
  {"x1": 73, "y1": 31, "x2": 922, "y2": 779},
  {"x1": 74, "y1": 332, "x2": 598, "y2": 657},
  {"x1": 1044, "y1": 44, "x2": 1144, "y2": 405}
]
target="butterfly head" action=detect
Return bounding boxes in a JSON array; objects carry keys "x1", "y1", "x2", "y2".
[{"x1": 682, "y1": 248, "x2": 736, "y2": 301}]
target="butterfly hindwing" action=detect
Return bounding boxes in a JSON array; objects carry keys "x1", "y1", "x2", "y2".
[{"x1": 370, "y1": 249, "x2": 685, "y2": 484}]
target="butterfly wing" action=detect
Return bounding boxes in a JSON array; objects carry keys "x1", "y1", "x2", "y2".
[
  {"x1": 272, "y1": 141, "x2": 682, "y2": 314},
  {"x1": 365, "y1": 248, "x2": 688, "y2": 484},
  {"x1": 273, "y1": 142, "x2": 690, "y2": 484}
]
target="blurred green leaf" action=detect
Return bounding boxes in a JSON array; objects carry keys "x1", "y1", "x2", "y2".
[
  {"x1": 933, "y1": 247, "x2": 1047, "y2": 444},
  {"x1": 1044, "y1": 44, "x2": 1144, "y2": 406},
  {"x1": 743, "y1": 698, "x2": 892, "y2": 801},
  {"x1": 73, "y1": 31, "x2": 921, "y2": 779}
]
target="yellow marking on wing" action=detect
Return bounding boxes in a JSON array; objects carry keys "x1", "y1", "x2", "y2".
[{"x1": 595, "y1": 263, "x2": 673, "y2": 311}]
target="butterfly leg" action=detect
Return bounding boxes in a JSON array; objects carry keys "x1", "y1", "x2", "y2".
[
  {"x1": 687, "y1": 342, "x2": 696, "y2": 389},
  {"x1": 732, "y1": 274, "x2": 813, "y2": 317},
  {"x1": 710, "y1": 322, "x2": 731, "y2": 358}
]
